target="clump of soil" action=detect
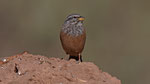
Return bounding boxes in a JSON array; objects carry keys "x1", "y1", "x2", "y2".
[{"x1": 0, "y1": 52, "x2": 121, "y2": 84}]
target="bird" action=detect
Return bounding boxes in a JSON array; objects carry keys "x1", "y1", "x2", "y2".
[{"x1": 60, "y1": 14, "x2": 86, "y2": 62}]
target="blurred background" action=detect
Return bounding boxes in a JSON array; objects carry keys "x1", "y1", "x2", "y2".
[{"x1": 0, "y1": 0, "x2": 150, "y2": 84}]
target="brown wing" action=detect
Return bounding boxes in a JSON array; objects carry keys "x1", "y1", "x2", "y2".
[{"x1": 60, "y1": 30, "x2": 86, "y2": 56}]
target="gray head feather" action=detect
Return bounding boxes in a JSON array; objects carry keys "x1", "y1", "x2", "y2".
[{"x1": 62, "y1": 14, "x2": 84, "y2": 37}]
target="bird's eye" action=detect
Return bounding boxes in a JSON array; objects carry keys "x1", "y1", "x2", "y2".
[{"x1": 73, "y1": 16, "x2": 78, "y2": 18}]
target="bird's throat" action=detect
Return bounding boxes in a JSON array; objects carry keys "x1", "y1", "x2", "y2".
[{"x1": 62, "y1": 23, "x2": 84, "y2": 37}]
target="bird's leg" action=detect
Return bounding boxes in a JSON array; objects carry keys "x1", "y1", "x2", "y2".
[{"x1": 79, "y1": 54, "x2": 82, "y2": 62}]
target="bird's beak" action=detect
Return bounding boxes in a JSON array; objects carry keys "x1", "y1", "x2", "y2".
[{"x1": 78, "y1": 17, "x2": 84, "y2": 21}]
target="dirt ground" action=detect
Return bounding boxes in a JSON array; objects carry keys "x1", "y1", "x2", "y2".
[{"x1": 0, "y1": 52, "x2": 121, "y2": 84}]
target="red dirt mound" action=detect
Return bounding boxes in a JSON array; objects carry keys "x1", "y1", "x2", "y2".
[{"x1": 0, "y1": 52, "x2": 121, "y2": 84}]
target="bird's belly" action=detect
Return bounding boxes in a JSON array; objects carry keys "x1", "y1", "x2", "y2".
[
  {"x1": 65, "y1": 38, "x2": 83, "y2": 53},
  {"x1": 60, "y1": 31, "x2": 86, "y2": 56}
]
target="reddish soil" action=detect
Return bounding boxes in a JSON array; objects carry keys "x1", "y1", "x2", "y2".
[{"x1": 0, "y1": 52, "x2": 121, "y2": 84}]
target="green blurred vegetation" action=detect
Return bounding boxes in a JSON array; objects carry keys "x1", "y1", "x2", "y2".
[{"x1": 0, "y1": 0, "x2": 150, "y2": 84}]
